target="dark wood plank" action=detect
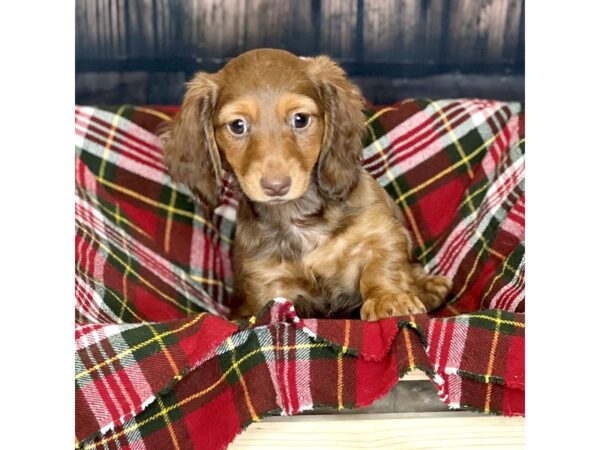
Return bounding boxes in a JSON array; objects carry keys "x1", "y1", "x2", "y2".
[
  {"x1": 74, "y1": 0, "x2": 525, "y2": 104},
  {"x1": 76, "y1": 0, "x2": 524, "y2": 66}
]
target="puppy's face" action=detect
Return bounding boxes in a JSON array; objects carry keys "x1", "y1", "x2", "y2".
[
  {"x1": 214, "y1": 86, "x2": 325, "y2": 203},
  {"x1": 162, "y1": 49, "x2": 366, "y2": 209}
]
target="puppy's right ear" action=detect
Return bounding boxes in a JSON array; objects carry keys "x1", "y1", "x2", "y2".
[{"x1": 161, "y1": 73, "x2": 222, "y2": 210}]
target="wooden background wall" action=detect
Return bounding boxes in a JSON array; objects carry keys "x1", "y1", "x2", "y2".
[{"x1": 76, "y1": 0, "x2": 525, "y2": 105}]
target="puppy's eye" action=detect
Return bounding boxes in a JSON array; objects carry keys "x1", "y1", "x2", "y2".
[
  {"x1": 228, "y1": 119, "x2": 248, "y2": 136},
  {"x1": 291, "y1": 113, "x2": 310, "y2": 130}
]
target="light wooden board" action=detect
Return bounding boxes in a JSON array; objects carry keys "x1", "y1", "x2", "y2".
[
  {"x1": 399, "y1": 369, "x2": 429, "y2": 381},
  {"x1": 229, "y1": 412, "x2": 525, "y2": 449}
]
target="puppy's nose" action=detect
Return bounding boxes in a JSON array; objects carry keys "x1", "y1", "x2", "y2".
[{"x1": 260, "y1": 176, "x2": 291, "y2": 197}]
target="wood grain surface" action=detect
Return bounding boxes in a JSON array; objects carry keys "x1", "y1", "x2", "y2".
[{"x1": 229, "y1": 412, "x2": 525, "y2": 449}]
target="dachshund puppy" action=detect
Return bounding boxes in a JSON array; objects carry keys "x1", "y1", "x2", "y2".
[{"x1": 162, "y1": 48, "x2": 451, "y2": 320}]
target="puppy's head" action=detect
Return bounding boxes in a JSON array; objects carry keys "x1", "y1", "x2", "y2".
[{"x1": 162, "y1": 49, "x2": 365, "y2": 208}]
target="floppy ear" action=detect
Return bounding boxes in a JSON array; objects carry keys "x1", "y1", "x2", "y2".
[
  {"x1": 306, "y1": 56, "x2": 366, "y2": 201},
  {"x1": 160, "y1": 73, "x2": 222, "y2": 209}
]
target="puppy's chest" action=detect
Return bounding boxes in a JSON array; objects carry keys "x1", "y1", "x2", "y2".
[
  {"x1": 286, "y1": 223, "x2": 327, "y2": 252},
  {"x1": 302, "y1": 233, "x2": 366, "y2": 286},
  {"x1": 245, "y1": 218, "x2": 368, "y2": 293},
  {"x1": 289, "y1": 229, "x2": 366, "y2": 299}
]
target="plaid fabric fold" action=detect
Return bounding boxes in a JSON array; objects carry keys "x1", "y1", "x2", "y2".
[{"x1": 75, "y1": 99, "x2": 525, "y2": 449}]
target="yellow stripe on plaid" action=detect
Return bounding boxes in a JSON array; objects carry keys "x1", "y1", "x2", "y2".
[
  {"x1": 133, "y1": 106, "x2": 174, "y2": 123},
  {"x1": 445, "y1": 303, "x2": 462, "y2": 316},
  {"x1": 75, "y1": 313, "x2": 206, "y2": 381},
  {"x1": 459, "y1": 153, "x2": 521, "y2": 277},
  {"x1": 458, "y1": 180, "x2": 492, "y2": 210},
  {"x1": 455, "y1": 137, "x2": 524, "y2": 213},
  {"x1": 174, "y1": 265, "x2": 194, "y2": 314},
  {"x1": 188, "y1": 274, "x2": 227, "y2": 287},
  {"x1": 483, "y1": 310, "x2": 503, "y2": 413},
  {"x1": 97, "y1": 105, "x2": 127, "y2": 182},
  {"x1": 366, "y1": 122, "x2": 426, "y2": 253},
  {"x1": 467, "y1": 313, "x2": 524, "y2": 329},
  {"x1": 431, "y1": 101, "x2": 475, "y2": 179},
  {"x1": 149, "y1": 324, "x2": 182, "y2": 377},
  {"x1": 76, "y1": 223, "x2": 198, "y2": 315},
  {"x1": 411, "y1": 121, "x2": 524, "y2": 309},
  {"x1": 479, "y1": 230, "x2": 520, "y2": 275},
  {"x1": 163, "y1": 187, "x2": 178, "y2": 254},
  {"x1": 336, "y1": 320, "x2": 350, "y2": 411},
  {"x1": 78, "y1": 189, "x2": 228, "y2": 303},
  {"x1": 402, "y1": 323, "x2": 416, "y2": 372},
  {"x1": 96, "y1": 177, "x2": 232, "y2": 245},
  {"x1": 75, "y1": 266, "x2": 145, "y2": 323},
  {"x1": 82, "y1": 185, "x2": 228, "y2": 293},
  {"x1": 148, "y1": 324, "x2": 182, "y2": 450},
  {"x1": 435, "y1": 219, "x2": 521, "y2": 299},
  {"x1": 79, "y1": 343, "x2": 329, "y2": 449},
  {"x1": 447, "y1": 149, "x2": 524, "y2": 303},
  {"x1": 118, "y1": 210, "x2": 134, "y2": 321},
  {"x1": 76, "y1": 187, "x2": 151, "y2": 240},
  {"x1": 88, "y1": 104, "x2": 149, "y2": 318},
  {"x1": 481, "y1": 257, "x2": 515, "y2": 302},
  {"x1": 447, "y1": 242, "x2": 488, "y2": 304},
  {"x1": 150, "y1": 316, "x2": 184, "y2": 450},
  {"x1": 396, "y1": 129, "x2": 504, "y2": 203},
  {"x1": 156, "y1": 396, "x2": 182, "y2": 450},
  {"x1": 364, "y1": 106, "x2": 398, "y2": 125},
  {"x1": 226, "y1": 338, "x2": 259, "y2": 421}
]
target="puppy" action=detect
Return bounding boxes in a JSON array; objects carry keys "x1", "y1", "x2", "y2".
[{"x1": 162, "y1": 48, "x2": 451, "y2": 320}]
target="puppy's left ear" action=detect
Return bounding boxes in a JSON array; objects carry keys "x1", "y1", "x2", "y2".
[
  {"x1": 159, "y1": 72, "x2": 223, "y2": 210},
  {"x1": 305, "y1": 56, "x2": 366, "y2": 201}
]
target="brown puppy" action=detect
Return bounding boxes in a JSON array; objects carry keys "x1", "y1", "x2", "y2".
[{"x1": 162, "y1": 48, "x2": 451, "y2": 320}]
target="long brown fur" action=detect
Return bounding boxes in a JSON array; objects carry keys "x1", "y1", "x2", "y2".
[{"x1": 162, "y1": 49, "x2": 451, "y2": 320}]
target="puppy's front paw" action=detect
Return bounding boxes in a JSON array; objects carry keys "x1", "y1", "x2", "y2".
[
  {"x1": 417, "y1": 274, "x2": 452, "y2": 311},
  {"x1": 360, "y1": 292, "x2": 426, "y2": 321}
]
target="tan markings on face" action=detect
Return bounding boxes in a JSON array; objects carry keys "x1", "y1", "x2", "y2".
[
  {"x1": 216, "y1": 98, "x2": 259, "y2": 127},
  {"x1": 276, "y1": 93, "x2": 320, "y2": 118},
  {"x1": 214, "y1": 92, "x2": 324, "y2": 203}
]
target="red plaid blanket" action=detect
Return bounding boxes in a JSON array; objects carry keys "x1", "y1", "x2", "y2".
[{"x1": 75, "y1": 99, "x2": 525, "y2": 449}]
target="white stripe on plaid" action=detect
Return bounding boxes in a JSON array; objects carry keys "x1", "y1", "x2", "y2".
[
  {"x1": 294, "y1": 337, "x2": 314, "y2": 413},
  {"x1": 445, "y1": 315, "x2": 471, "y2": 372},
  {"x1": 76, "y1": 322, "x2": 144, "y2": 352},
  {"x1": 74, "y1": 118, "x2": 163, "y2": 170},
  {"x1": 481, "y1": 113, "x2": 521, "y2": 179},
  {"x1": 426, "y1": 315, "x2": 470, "y2": 375},
  {"x1": 363, "y1": 100, "x2": 517, "y2": 184},
  {"x1": 282, "y1": 323, "x2": 294, "y2": 414},
  {"x1": 447, "y1": 373, "x2": 464, "y2": 410},
  {"x1": 75, "y1": 107, "x2": 164, "y2": 158},
  {"x1": 490, "y1": 258, "x2": 525, "y2": 311},
  {"x1": 256, "y1": 328, "x2": 287, "y2": 413},
  {"x1": 255, "y1": 323, "x2": 314, "y2": 415},
  {"x1": 77, "y1": 336, "x2": 155, "y2": 435},
  {"x1": 430, "y1": 150, "x2": 524, "y2": 277},
  {"x1": 427, "y1": 317, "x2": 447, "y2": 372},
  {"x1": 76, "y1": 193, "x2": 226, "y2": 316},
  {"x1": 75, "y1": 274, "x2": 122, "y2": 324},
  {"x1": 500, "y1": 194, "x2": 525, "y2": 239},
  {"x1": 76, "y1": 107, "x2": 240, "y2": 226},
  {"x1": 76, "y1": 108, "x2": 172, "y2": 188}
]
